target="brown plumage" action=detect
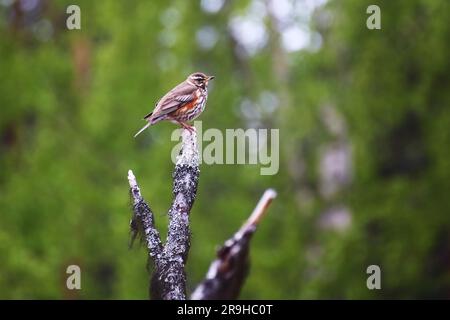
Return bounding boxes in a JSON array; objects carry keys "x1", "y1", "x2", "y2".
[{"x1": 134, "y1": 72, "x2": 214, "y2": 137}]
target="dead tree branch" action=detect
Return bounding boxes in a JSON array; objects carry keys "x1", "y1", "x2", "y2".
[
  {"x1": 128, "y1": 129, "x2": 199, "y2": 300},
  {"x1": 128, "y1": 128, "x2": 276, "y2": 300},
  {"x1": 191, "y1": 189, "x2": 277, "y2": 300},
  {"x1": 128, "y1": 170, "x2": 163, "y2": 258}
]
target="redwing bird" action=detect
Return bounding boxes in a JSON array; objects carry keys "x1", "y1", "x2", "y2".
[{"x1": 134, "y1": 72, "x2": 214, "y2": 137}]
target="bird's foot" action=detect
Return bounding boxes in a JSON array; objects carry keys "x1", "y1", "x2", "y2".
[{"x1": 179, "y1": 122, "x2": 196, "y2": 134}]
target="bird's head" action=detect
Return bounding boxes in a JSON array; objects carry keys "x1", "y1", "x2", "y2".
[{"x1": 187, "y1": 72, "x2": 215, "y2": 88}]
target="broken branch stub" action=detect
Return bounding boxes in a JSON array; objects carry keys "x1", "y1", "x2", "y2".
[{"x1": 191, "y1": 189, "x2": 277, "y2": 300}]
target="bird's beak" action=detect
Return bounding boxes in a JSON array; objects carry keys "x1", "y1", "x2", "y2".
[{"x1": 208, "y1": 75, "x2": 215, "y2": 80}]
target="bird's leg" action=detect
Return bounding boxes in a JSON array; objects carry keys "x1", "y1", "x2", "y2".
[
  {"x1": 185, "y1": 123, "x2": 196, "y2": 133},
  {"x1": 177, "y1": 121, "x2": 195, "y2": 133}
]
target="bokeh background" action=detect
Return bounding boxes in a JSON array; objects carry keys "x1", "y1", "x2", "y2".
[{"x1": 1, "y1": 0, "x2": 449, "y2": 299}]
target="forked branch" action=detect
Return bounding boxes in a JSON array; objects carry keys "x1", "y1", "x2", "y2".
[
  {"x1": 128, "y1": 128, "x2": 276, "y2": 300},
  {"x1": 128, "y1": 129, "x2": 199, "y2": 300}
]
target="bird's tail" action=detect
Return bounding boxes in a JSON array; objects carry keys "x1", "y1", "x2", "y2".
[{"x1": 134, "y1": 121, "x2": 152, "y2": 138}]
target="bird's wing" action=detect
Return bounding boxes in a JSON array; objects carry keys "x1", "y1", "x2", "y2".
[{"x1": 146, "y1": 82, "x2": 197, "y2": 120}]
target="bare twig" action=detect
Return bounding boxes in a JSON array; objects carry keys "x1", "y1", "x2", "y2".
[
  {"x1": 191, "y1": 189, "x2": 277, "y2": 300},
  {"x1": 237, "y1": 189, "x2": 277, "y2": 239}
]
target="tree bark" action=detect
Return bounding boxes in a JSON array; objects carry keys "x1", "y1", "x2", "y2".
[{"x1": 128, "y1": 129, "x2": 199, "y2": 300}]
